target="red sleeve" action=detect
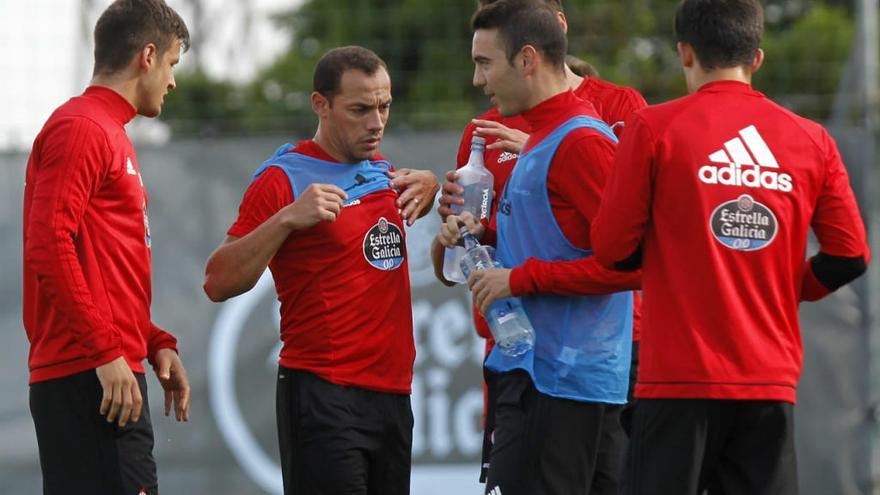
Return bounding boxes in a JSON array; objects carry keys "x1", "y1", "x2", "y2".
[
  {"x1": 23, "y1": 117, "x2": 123, "y2": 364},
  {"x1": 508, "y1": 132, "x2": 641, "y2": 296},
  {"x1": 604, "y1": 88, "x2": 648, "y2": 139},
  {"x1": 147, "y1": 322, "x2": 179, "y2": 365},
  {"x1": 510, "y1": 257, "x2": 641, "y2": 296},
  {"x1": 553, "y1": 132, "x2": 616, "y2": 242},
  {"x1": 810, "y1": 131, "x2": 869, "y2": 257},
  {"x1": 457, "y1": 122, "x2": 478, "y2": 168},
  {"x1": 592, "y1": 113, "x2": 655, "y2": 268},
  {"x1": 800, "y1": 130, "x2": 870, "y2": 300},
  {"x1": 800, "y1": 261, "x2": 831, "y2": 301},
  {"x1": 610, "y1": 89, "x2": 648, "y2": 139},
  {"x1": 227, "y1": 166, "x2": 294, "y2": 238}
]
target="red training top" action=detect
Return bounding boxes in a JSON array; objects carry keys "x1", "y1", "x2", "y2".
[
  {"x1": 457, "y1": 76, "x2": 646, "y2": 343},
  {"x1": 592, "y1": 81, "x2": 870, "y2": 403},
  {"x1": 482, "y1": 90, "x2": 641, "y2": 301},
  {"x1": 228, "y1": 140, "x2": 415, "y2": 394},
  {"x1": 23, "y1": 86, "x2": 177, "y2": 384}
]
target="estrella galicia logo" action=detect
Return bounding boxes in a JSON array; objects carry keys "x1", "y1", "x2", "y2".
[
  {"x1": 710, "y1": 194, "x2": 778, "y2": 251},
  {"x1": 363, "y1": 217, "x2": 405, "y2": 270}
]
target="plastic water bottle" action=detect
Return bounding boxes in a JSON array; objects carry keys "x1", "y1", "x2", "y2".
[
  {"x1": 458, "y1": 228, "x2": 535, "y2": 357},
  {"x1": 442, "y1": 136, "x2": 494, "y2": 284}
]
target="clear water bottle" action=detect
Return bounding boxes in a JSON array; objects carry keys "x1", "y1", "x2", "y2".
[
  {"x1": 442, "y1": 136, "x2": 494, "y2": 284},
  {"x1": 458, "y1": 228, "x2": 535, "y2": 357}
]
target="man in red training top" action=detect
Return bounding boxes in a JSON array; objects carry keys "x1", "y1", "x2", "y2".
[
  {"x1": 592, "y1": 0, "x2": 870, "y2": 493},
  {"x1": 432, "y1": 0, "x2": 648, "y2": 486},
  {"x1": 203, "y1": 46, "x2": 437, "y2": 495},
  {"x1": 23, "y1": 1, "x2": 192, "y2": 494},
  {"x1": 438, "y1": 1, "x2": 639, "y2": 493}
]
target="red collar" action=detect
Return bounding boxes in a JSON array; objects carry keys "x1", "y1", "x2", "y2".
[
  {"x1": 292, "y1": 140, "x2": 340, "y2": 162},
  {"x1": 521, "y1": 90, "x2": 598, "y2": 133},
  {"x1": 292, "y1": 140, "x2": 387, "y2": 163},
  {"x1": 697, "y1": 80, "x2": 762, "y2": 96},
  {"x1": 83, "y1": 86, "x2": 137, "y2": 125},
  {"x1": 521, "y1": 90, "x2": 599, "y2": 153}
]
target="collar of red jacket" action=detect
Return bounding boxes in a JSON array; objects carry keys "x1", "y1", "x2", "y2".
[
  {"x1": 522, "y1": 89, "x2": 598, "y2": 134},
  {"x1": 83, "y1": 86, "x2": 137, "y2": 125},
  {"x1": 697, "y1": 79, "x2": 763, "y2": 96}
]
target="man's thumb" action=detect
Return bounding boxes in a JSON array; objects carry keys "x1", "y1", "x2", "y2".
[{"x1": 157, "y1": 358, "x2": 171, "y2": 381}]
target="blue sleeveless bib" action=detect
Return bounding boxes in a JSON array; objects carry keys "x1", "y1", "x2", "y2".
[
  {"x1": 253, "y1": 143, "x2": 393, "y2": 204},
  {"x1": 487, "y1": 116, "x2": 633, "y2": 404}
]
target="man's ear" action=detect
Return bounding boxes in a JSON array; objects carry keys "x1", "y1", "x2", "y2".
[
  {"x1": 138, "y1": 43, "x2": 158, "y2": 71},
  {"x1": 556, "y1": 12, "x2": 568, "y2": 34},
  {"x1": 311, "y1": 91, "x2": 331, "y2": 117},
  {"x1": 677, "y1": 41, "x2": 695, "y2": 69},
  {"x1": 750, "y1": 48, "x2": 765, "y2": 73},
  {"x1": 519, "y1": 45, "x2": 539, "y2": 76}
]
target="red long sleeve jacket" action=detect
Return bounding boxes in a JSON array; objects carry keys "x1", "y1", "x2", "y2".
[
  {"x1": 593, "y1": 81, "x2": 870, "y2": 402},
  {"x1": 23, "y1": 86, "x2": 177, "y2": 384}
]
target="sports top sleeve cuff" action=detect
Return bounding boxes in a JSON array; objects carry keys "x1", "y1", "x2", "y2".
[
  {"x1": 509, "y1": 264, "x2": 536, "y2": 297},
  {"x1": 91, "y1": 347, "x2": 126, "y2": 368},
  {"x1": 147, "y1": 323, "x2": 179, "y2": 365},
  {"x1": 800, "y1": 258, "x2": 832, "y2": 302}
]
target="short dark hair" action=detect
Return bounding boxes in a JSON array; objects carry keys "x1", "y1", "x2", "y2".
[
  {"x1": 674, "y1": 0, "x2": 763, "y2": 70},
  {"x1": 471, "y1": 0, "x2": 567, "y2": 70},
  {"x1": 477, "y1": 0, "x2": 562, "y2": 12},
  {"x1": 313, "y1": 46, "x2": 388, "y2": 102},
  {"x1": 93, "y1": 0, "x2": 189, "y2": 75}
]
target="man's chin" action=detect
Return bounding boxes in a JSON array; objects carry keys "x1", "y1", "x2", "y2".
[
  {"x1": 138, "y1": 106, "x2": 161, "y2": 118},
  {"x1": 358, "y1": 144, "x2": 382, "y2": 160},
  {"x1": 358, "y1": 151, "x2": 378, "y2": 161},
  {"x1": 497, "y1": 105, "x2": 517, "y2": 117}
]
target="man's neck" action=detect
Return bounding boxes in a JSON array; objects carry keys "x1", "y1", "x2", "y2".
[
  {"x1": 689, "y1": 67, "x2": 752, "y2": 93},
  {"x1": 564, "y1": 65, "x2": 584, "y2": 91},
  {"x1": 312, "y1": 129, "x2": 352, "y2": 164},
  {"x1": 524, "y1": 69, "x2": 571, "y2": 112},
  {"x1": 91, "y1": 72, "x2": 139, "y2": 111}
]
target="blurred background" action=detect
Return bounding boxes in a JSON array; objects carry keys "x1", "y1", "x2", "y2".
[{"x1": 0, "y1": 0, "x2": 877, "y2": 493}]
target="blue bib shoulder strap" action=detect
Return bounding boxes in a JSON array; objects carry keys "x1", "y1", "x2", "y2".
[
  {"x1": 528, "y1": 115, "x2": 618, "y2": 151},
  {"x1": 252, "y1": 144, "x2": 393, "y2": 204}
]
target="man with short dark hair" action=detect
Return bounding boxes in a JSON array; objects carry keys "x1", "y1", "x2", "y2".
[
  {"x1": 593, "y1": 1, "x2": 871, "y2": 493},
  {"x1": 23, "y1": 1, "x2": 191, "y2": 493},
  {"x1": 438, "y1": 1, "x2": 639, "y2": 493},
  {"x1": 433, "y1": 0, "x2": 647, "y2": 487},
  {"x1": 204, "y1": 45, "x2": 438, "y2": 495}
]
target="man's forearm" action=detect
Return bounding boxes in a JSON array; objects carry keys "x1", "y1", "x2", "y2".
[
  {"x1": 204, "y1": 213, "x2": 293, "y2": 301},
  {"x1": 510, "y1": 256, "x2": 641, "y2": 297}
]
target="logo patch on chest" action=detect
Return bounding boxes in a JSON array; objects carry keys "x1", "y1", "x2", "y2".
[
  {"x1": 709, "y1": 194, "x2": 778, "y2": 251},
  {"x1": 496, "y1": 151, "x2": 518, "y2": 164},
  {"x1": 363, "y1": 217, "x2": 405, "y2": 270}
]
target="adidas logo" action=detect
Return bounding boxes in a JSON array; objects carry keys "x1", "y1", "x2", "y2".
[
  {"x1": 698, "y1": 125, "x2": 793, "y2": 192},
  {"x1": 488, "y1": 486, "x2": 503, "y2": 495},
  {"x1": 497, "y1": 151, "x2": 518, "y2": 164},
  {"x1": 126, "y1": 157, "x2": 137, "y2": 175}
]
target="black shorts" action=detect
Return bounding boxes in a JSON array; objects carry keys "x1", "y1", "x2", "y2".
[
  {"x1": 483, "y1": 370, "x2": 625, "y2": 495},
  {"x1": 480, "y1": 367, "x2": 499, "y2": 483},
  {"x1": 627, "y1": 399, "x2": 798, "y2": 495},
  {"x1": 276, "y1": 367, "x2": 413, "y2": 495},
  {"x1": 29, "y1": 370, "x2": 158, "y2": 495}
]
